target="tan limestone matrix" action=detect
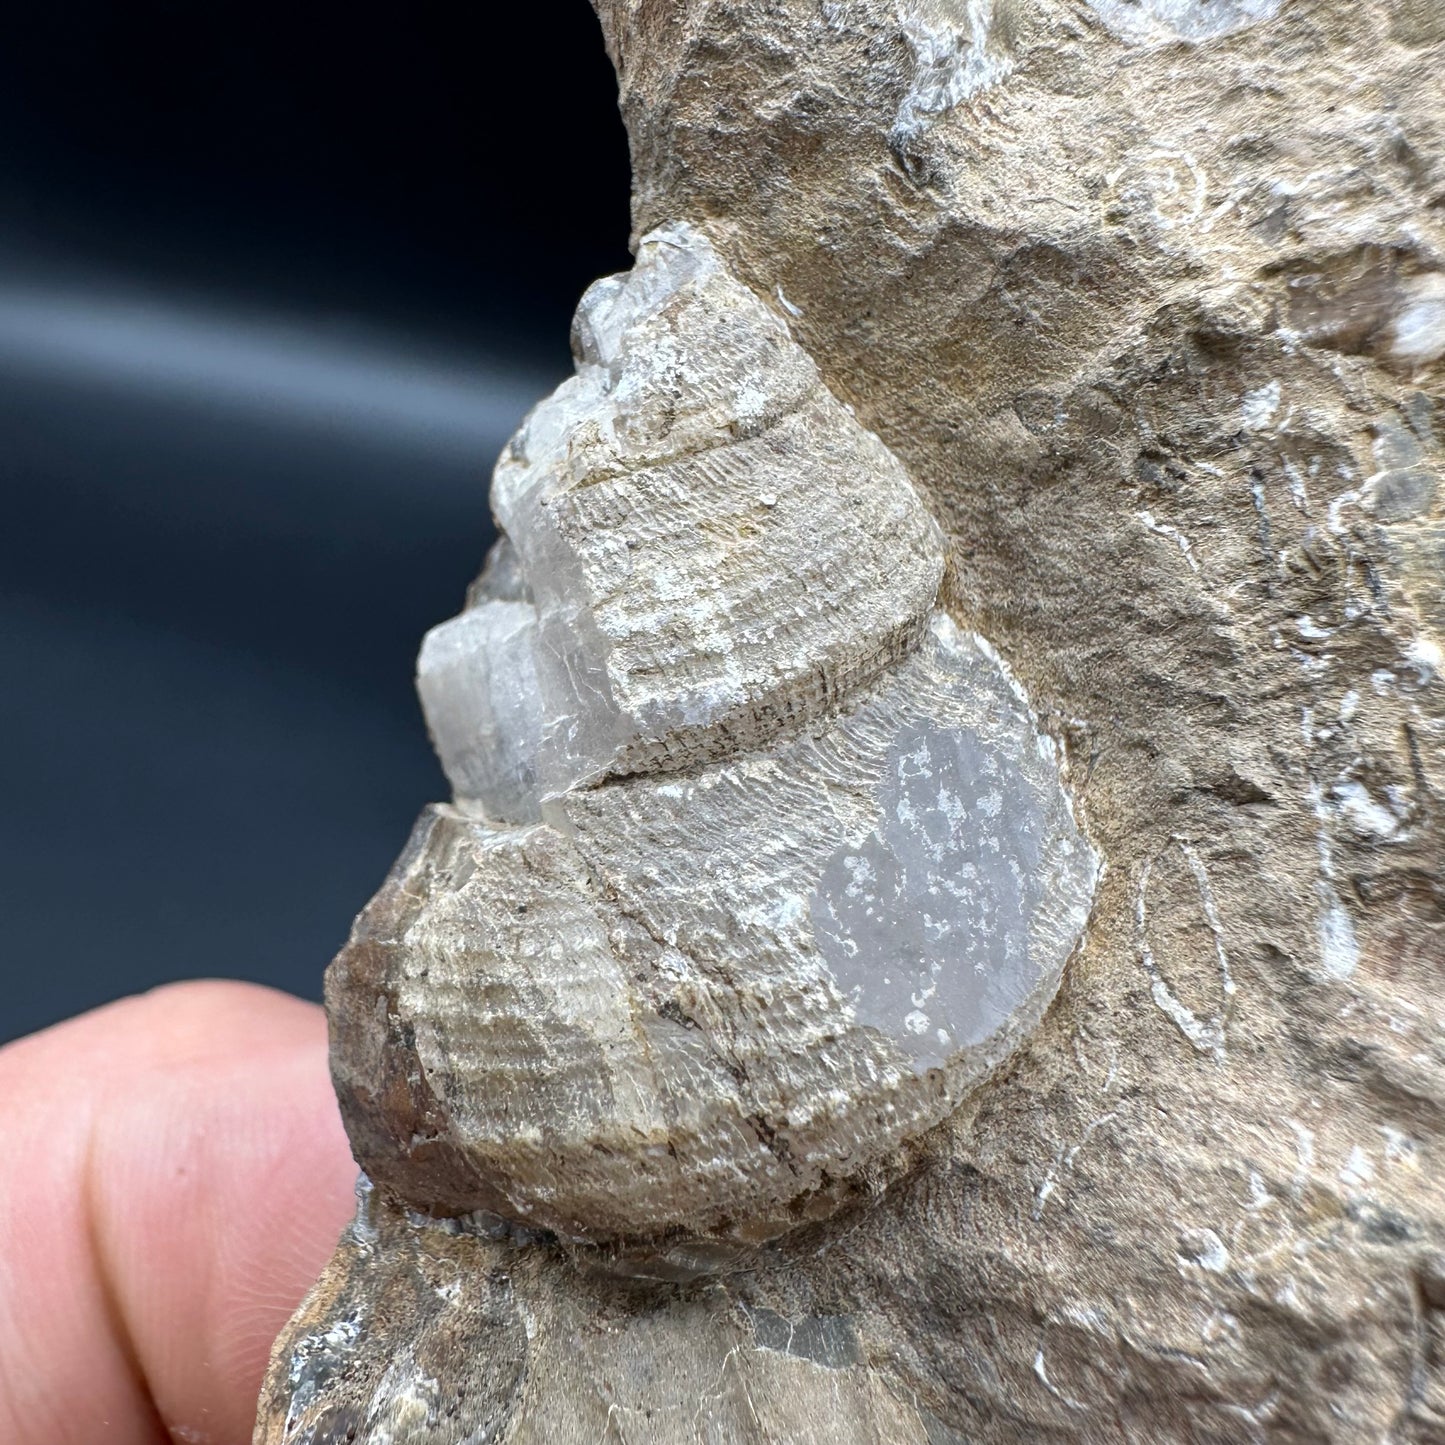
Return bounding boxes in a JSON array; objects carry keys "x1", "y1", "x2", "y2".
[{"x1": 258, "y1": 2, "x2": 1445, "y2": 1440}]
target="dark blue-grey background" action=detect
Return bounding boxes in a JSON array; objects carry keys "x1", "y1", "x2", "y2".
[{"x1": 0, "y1": 2, "x2": 631, "y2": 1043}]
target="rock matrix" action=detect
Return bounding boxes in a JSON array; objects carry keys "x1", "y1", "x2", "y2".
[{"x1": 259, "y1": 1, "x2": 1445, "y2": 1436}]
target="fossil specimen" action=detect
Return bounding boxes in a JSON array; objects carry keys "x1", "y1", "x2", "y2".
[
  {"x1": 340, "y1": 612, "x2": 1095, "y2": 1243},
  {"x1": 333, "y1": 222, "x2": 1097, "y2": 1247},
  {"x1": 260, "y1": 1, "x2": 1444, "y2": 1440}
]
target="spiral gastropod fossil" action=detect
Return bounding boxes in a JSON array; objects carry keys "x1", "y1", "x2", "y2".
[{"x1": 327, "y1": 222, "x2": 1099, "y2": 1248}]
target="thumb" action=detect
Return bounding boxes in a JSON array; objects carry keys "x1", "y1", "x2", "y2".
[{"x1": 0, "y1": 981, "x2": 357, "y2": 1445}]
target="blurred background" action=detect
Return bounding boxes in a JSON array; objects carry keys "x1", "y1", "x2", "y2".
[{"x1": 0, "y1": 2, "x2": 631, "y2": 1043}]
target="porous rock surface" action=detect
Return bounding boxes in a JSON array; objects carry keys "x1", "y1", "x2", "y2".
[{"x1": 259, "y1": 1, "x2": 1445, "y2": 1440}]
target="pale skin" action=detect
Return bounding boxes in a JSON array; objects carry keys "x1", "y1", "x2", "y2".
[{"x1": 0, "y1": 982, "x2": 358, "y2": 1444}]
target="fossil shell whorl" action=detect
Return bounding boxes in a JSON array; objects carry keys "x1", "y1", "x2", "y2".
[
  {"x1": 417, "y1": 222, "x2": 947, "y2": 821},
  {"x1": 328, "y1": 222, "x2": 1100, "y2": 1248},
  {"x1": 332, "y1": 617, "x2": 1097, "y2": 1241}
]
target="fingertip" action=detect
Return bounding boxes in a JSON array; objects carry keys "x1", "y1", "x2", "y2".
[
  {"x1": 1, "y1": 979, "x2": 327, "y2": 1084},
  {"x1": 96, "y1": 990, "x2": 358, "y2": 1435},
  {"x1": 0, "y1": 981, "x2": 358, "y2": 1444}
]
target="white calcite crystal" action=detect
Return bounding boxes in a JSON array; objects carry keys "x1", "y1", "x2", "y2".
[
  {"x1": 416, "y1": 601, "x2": 544, "y2": 825},
  {"x1": 416, "y1": 223, "x2": 946, "y2": 816}
]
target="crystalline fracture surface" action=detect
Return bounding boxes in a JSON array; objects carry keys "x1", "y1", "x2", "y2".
[{"x1": 416, "y1": 601, "x2": 544, "y2": 825}]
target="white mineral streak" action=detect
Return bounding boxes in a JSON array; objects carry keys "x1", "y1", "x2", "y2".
[
  {"x1": 332, "y1": 224, "x2": 1098, "y2": 1244},
  {"x1": 1307, "y1": 774, "x2": 1362, "y2": 982},
  {"x1": 893, "y1": 0, "x2": 1015, "y2": 150},
  {"x1": 1086, "y1": 0, "x2": 1282, "y2": 45},
  {"x1": 1135, "y1": 840, "x2": 1236, "y2": 1061}
]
